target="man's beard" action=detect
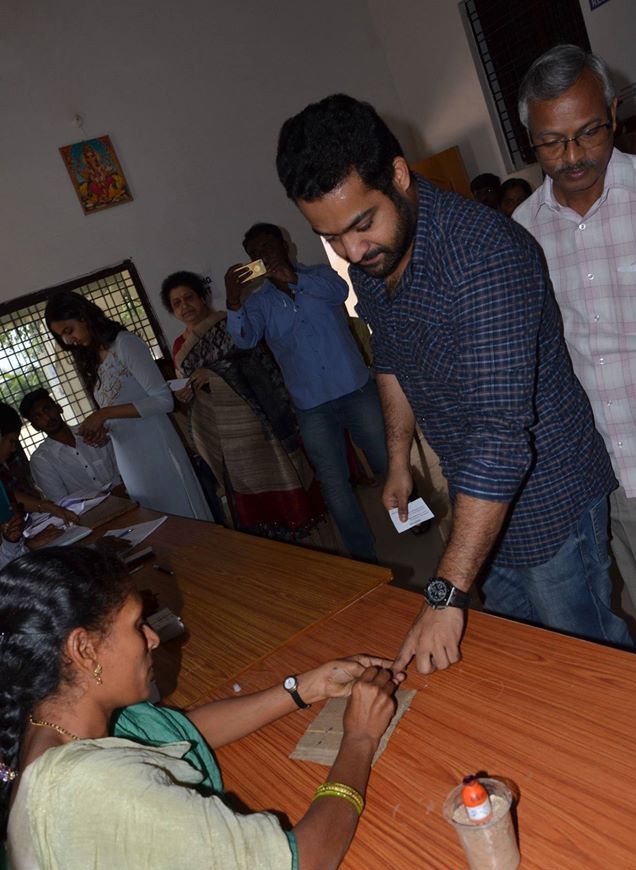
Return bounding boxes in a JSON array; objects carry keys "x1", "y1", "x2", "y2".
[{"x1": 357, "y1": 189, "x2": 416, "y2": 280}]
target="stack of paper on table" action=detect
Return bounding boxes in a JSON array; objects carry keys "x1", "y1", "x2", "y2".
[
  {"x1": 25, "y1": 490, "x2": 141, "y2": 548},
  {"x1": 290, "y1": 689, "x2": 416, "y2": 766},
  {"x1": 104, "y1": 516, "x2": 168, "y2": 549},
  {"x1": 23, "y1": 491, "x2": 109, "y2": 539}
]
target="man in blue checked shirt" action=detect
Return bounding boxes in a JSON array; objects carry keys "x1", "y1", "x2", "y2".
[
  {"x1": 275, "y1": 94, "x2": 633, "y2": 670},
  {"x1": 225, "y1": 222, "x2": 388, "y2": 562}
]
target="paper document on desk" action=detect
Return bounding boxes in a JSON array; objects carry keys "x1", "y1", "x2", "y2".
[
  {"x1": 51, "y1": 525, "x2": 93, "y2": 546},
  {"x1": 59, "y1": 492, "x2": 110, "y2": 514},
  {"x1": 104, "y1": 516, "x2": 168, "y2": 549},
  {"x1": 22, "y1": 512, "x2": 64, "y2": 539},
  {"x1": 389, "y1": 497, "x2": 434, "y2": 533},
  {"x1": 24, "y1": 492, "x2": 110, "y2": 538},
  {"x1": 290, "y1": 689, "x2": 416, "y2": 766}
]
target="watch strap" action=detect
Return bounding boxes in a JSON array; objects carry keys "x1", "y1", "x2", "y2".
[
  {"x1": 283, "y1": 676, "x2": 311, "y2": 709},
  {"x1": 447, "y1": 585, "x2": 470, "y2": 609}
]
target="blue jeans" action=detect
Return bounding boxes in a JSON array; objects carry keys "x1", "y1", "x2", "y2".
[
  {"x1": 482, "y1": 495, "x2": 634, "y2": 647},
  {"x1": 295, "y1": 379, "x2": 388, "y2": 561}
]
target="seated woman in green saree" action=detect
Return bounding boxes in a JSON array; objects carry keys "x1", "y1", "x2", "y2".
[{"x1": 1, "y1": 547, "x2": 403, "y2": 869}]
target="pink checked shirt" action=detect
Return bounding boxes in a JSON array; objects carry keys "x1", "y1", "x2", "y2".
[{"x1": 515, "y1": 148, "x2": 636, "y2": 497}]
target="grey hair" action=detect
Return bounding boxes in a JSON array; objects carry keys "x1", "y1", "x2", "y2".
[{"x1": 518, "y1": 44, "x2": 616, "y2": 130}]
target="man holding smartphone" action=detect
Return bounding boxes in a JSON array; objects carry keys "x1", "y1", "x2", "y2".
[{"x1": 225, "y1": 222, "x2": 388, "y2": 562}]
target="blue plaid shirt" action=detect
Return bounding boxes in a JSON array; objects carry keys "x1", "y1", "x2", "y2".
[{"x1": 352, "y1": 176, "x2": 615, "y2": 566}]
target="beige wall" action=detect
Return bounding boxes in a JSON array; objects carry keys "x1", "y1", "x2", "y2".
[
  {"x1": 366, "y1": 0, "x2": 635, "y2": 186},
  {"x1": 1, "y1": 0, "x2": 633, "y2": 344},
  {"x1": 0, "y1": 0, "x2": 405, "y2": 343}
]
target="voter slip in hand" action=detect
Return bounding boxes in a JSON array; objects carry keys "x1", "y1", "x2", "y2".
[{"x1": 389, "y1": 497, "x2": 434, "y2": 533}]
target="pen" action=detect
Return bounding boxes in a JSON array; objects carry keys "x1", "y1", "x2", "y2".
[
  {"x1": 116, "y1": 528, "x2": 134, "y2": 539},
  {"x1": 153, "y1": 563, "x2": 175, "y2": 576}
]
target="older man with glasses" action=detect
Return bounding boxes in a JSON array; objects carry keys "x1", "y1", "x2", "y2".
[{"x1": 514, "y1": 44, "x2": 636, "y2": 617}]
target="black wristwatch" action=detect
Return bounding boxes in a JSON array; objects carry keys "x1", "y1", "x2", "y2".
[
  {"x1": 283, "y1": 675, "x2": 311, "y2": 709},
  {"x1": 423, "y1": 576, "x2": 470, "y2": 610}
]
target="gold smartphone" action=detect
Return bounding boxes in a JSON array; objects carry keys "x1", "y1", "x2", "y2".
[{"x1": 240, "y1": 258, "x2": 267, "y2": 282}]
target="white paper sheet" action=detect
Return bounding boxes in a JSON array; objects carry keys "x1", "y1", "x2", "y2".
[
  {"x1": 51, "y1": 525, "x2": 93, "y2": 546},
  {"x1": 389, "y1": 497, "x2": 434, "y2": 532},
  {"x1": 104, "y1": 516, "x2": 168, "y2": 548},
  {"x1": 167, "y1": 378, "x2": 189, "y2": 391},
  {"x1": 23, "y1": 491, "x2": 111, "y2": 539},
  {"x1": 59, "y1": 492, "x2": 109, "y2": 513}
]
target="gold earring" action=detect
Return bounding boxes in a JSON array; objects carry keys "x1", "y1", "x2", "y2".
[{"x1": 93, "y1": 663, "x2": 103, "y2": 685}]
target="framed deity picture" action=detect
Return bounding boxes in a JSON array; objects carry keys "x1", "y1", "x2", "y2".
[{"x1": 59, "y1": 135, "x2": 133, "y2": 215}]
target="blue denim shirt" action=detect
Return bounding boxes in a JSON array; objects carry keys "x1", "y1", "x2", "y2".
[
  {"x1": 352, "y1": 175, "x2": 615, "y2": 566},
  {"x1": 226, "y1": 262, "x2": 369, "y2": 409}
]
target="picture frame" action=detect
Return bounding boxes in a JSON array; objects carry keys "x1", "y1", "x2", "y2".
[{"x1": 59, "y1": 135, "x2": 133, "y2": 215}]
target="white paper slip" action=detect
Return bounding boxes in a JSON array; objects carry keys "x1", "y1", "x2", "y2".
[
  {"x1": 389, "y1": 497, "x2": 434, "y2": 533},
  {"x1": 58, "y1": 492, "x2": 109, "y2": 514},
  {"x1": 167, "y1": 378, "x2": 189, "y2": 391},
  {"x1": 53, "y1": 525, "x2": 93, "y2": 547},
  {"x1": 23, "y1": 511, "x2": 65, "y2": 539},
  {"x1": 104, "y1": 516, "x2": 168, "y2": 549}
]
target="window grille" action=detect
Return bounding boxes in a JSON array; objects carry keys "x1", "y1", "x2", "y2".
[
  {"x1": 0, "y1": 261, "x2": 168, "y2": 456},
  {"x1": 462, "y1": 0, "x2": 591, "y2": 169}
]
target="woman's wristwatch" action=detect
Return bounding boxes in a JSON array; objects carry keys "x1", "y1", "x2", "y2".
[{"x1": 283, "y1": 675, "x2": 311, "y2": 709}]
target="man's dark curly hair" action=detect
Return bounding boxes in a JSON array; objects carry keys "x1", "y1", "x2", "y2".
[{"x1": 276, "y1": 94, "x2": 404, "y2": 202}]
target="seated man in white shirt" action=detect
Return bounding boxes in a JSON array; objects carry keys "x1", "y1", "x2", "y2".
[{"x1": 19, "y1": 389, "x2": 125, "y2": 502}]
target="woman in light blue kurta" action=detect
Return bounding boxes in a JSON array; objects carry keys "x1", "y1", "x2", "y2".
[{"x1": 45, "y1": 292, "x2": 211, "y2": 520}]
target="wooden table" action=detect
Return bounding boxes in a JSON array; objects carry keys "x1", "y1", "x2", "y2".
[
  {"x1": 207, "y1": 584, "x2": 636, "y2": 869},
  {"x1": 92, "y1": 506, "x2": 392, "y2": 708}
]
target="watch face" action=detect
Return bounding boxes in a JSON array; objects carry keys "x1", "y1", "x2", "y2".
[
  {"x1": 284, "y1": 676, "x2": 297, "y2": 691},
  {"x1": 427, "y1": 579, "x2": 450, "y2": 605}
]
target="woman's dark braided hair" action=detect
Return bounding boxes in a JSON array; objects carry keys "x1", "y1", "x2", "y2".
[
  {"x1": 0, "y1": 546, "x2": 133, "y2": 837},
  {"x1": 44, "y1": 291, "x2": 125, "y2": 394}
]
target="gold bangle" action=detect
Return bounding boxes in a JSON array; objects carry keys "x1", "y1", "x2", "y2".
[{"x1": 312, "y1": 781, "x2": 365, "y2": 816}]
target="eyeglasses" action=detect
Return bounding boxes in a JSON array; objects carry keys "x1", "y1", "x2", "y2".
[{"x1": 531, "y1": 121, "x2": 612, "y2": 159}]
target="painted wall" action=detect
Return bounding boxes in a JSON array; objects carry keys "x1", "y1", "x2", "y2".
[
  {"x1": 0, "y1": 0, "x2": 405, "y2": 343},
  {"x1": 581, "y1": 0, "x2": 636, "y2": 93},
  {"x1": 581, "y1": 0, "x2": 636, "y2": 120},
  {"x1": 366, "y1": 0, "x2": 511, "y2": 181},
  {"x1": 366, "y1": 0, "x2": 635, "y2": 187},
  {"x1": 2, "y1": 0, "x2": 633, "y2": 345}
]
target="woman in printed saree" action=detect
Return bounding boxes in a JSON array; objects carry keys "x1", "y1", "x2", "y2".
[
  {"x1": 1, "y1": 546, "x2": 403, "y2": 869},
  {"x1": 161, "y1": 271, "x2": 332, "y2": 546}
]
